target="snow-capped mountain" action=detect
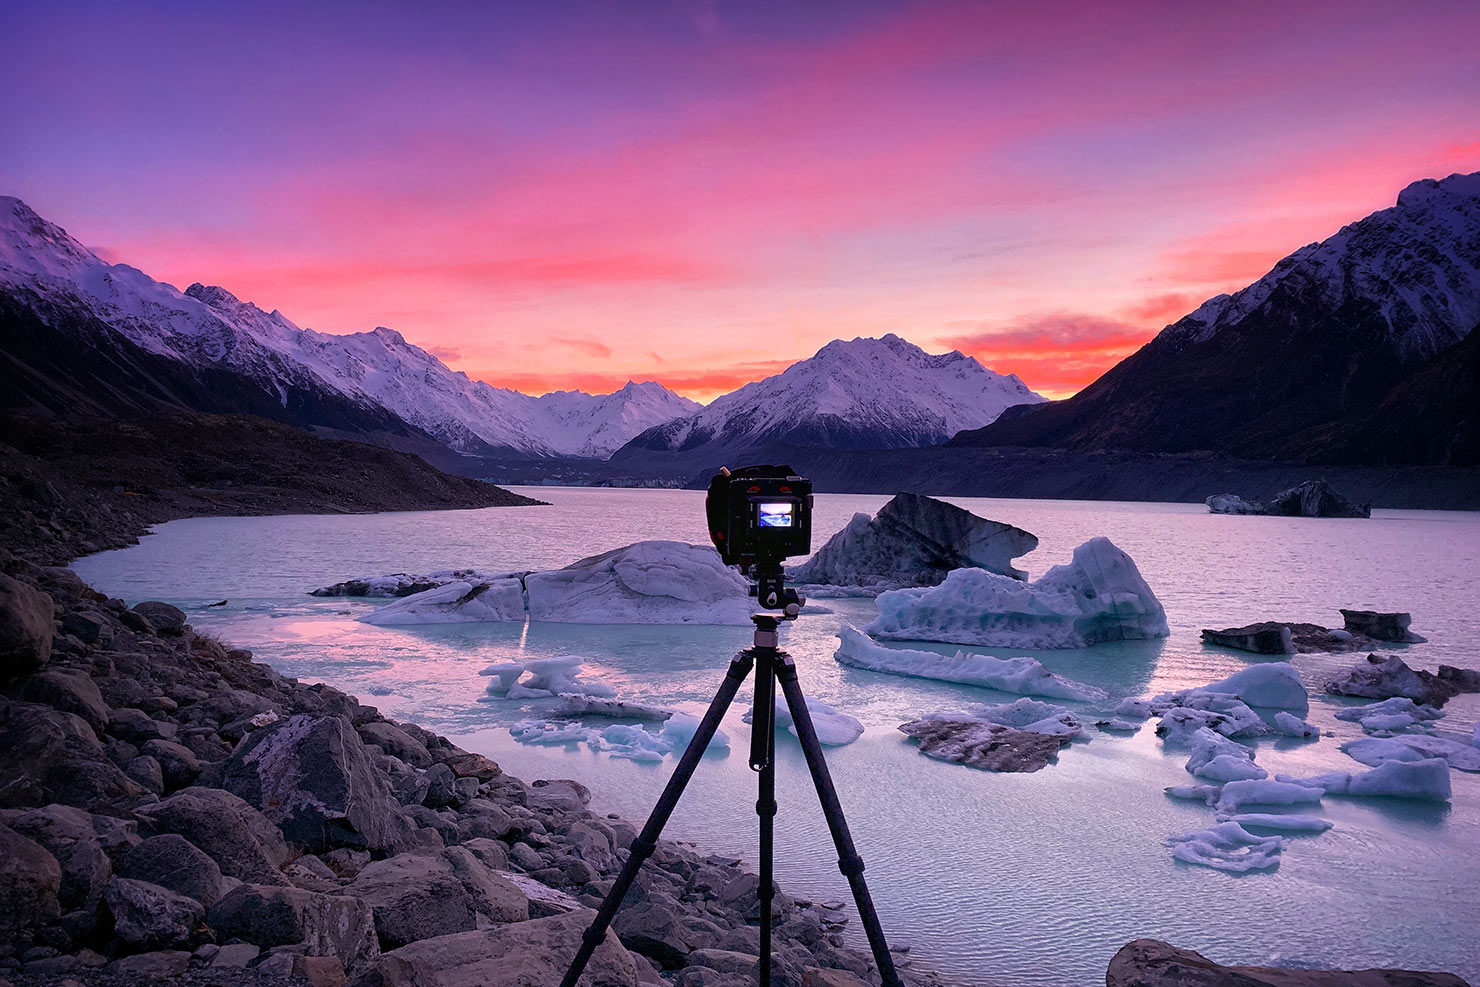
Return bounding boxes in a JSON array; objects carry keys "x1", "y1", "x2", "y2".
[
  {"x1": 613, "y1": 333, "x2": 1044, "y2": 465},
  {"x1": 0, "y1": 196, "x2": 696, "y2": 459},
  {"x1": 955, "y1": 171, "x2": 1480, "y2": 464}
]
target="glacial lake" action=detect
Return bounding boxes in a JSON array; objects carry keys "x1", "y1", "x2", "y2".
[{"x1": 73, "y1": 489, "x2": 1480, "y2": 987}]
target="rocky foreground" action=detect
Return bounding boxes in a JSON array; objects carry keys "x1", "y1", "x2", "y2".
[{"x1": 0, "y1": 550, "x2": 951, "y2": 987}]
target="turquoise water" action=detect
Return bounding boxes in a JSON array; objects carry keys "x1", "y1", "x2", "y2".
[{"x1": 74, "y1": 489, "x2": 1480, "y2": 986}]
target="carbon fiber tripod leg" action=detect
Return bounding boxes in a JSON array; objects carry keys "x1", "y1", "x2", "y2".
[
  {"x1": 776, "y1": 655, "x2": 905, "y2": 987},
  {"x1": 558, "y1": 650, "x2": 755, "y2": 987}
]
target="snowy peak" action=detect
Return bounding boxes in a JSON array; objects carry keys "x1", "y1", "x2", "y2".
[{"x1": 617, "y1": 333, "x2": 1045, "y2": 460}]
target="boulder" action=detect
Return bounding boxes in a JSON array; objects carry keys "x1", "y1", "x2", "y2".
[
  {"x1": 22, "y1": 669, "x2": 110, "y2": 736},
  {"x1": 1340, "y1": 609, "x2": 1425, "y2": 643},
  {"x1": 116, "y1": 835, "x2": 228, "y2": 907},
  {"x1": 0, "y1": 822, "x2": 62, "y2": 937},
  {"x1": 126, "y1": 756, "x2": 165, "y2": 794},
  {"x1": 104, "y1": 877, "x2": 205, "y2": 950},
  {"x1": 131, "y1": 601, "x2": 187, "y2": 635},
  {"x1": 353, "y1": 909, "x2": 638, "y2": 987},
  {"x1": 1324, "y1": 655, "x2": 1458, "y2": 708},
  {"x1": 613, "y1": 899, "x2": 696, "y2": 968},
  {"x1": 133, "y1": 788, "x2": 290, "y2": 885},
  {"x1": 897, "y1": 719, "x2": 1072, "y2": 772},
  {"x1": 140, "y1": 739, "x2": 201, "y2": 790},
  {"x1": 206, "y1": 883, "x2": 379, "y2": 974},
  {"x1": 210, "y1": 943, "x2": 261, "y2": 967},
  {"x1": 106, "y1": 950, "x2": 193, "y2": 978},
  {"x1": 219, "y1": 714, "x2": 416, "y2": 854},
  {"x1": 7, "y1": 804, "x2": 113, "y2": 911},
  {"x1": 789, "y1": 493, "x2": 1039, "y2": 590},
  {"x1": 0, "y1": 573, "x2": 54, "y2": 678},
  {"x1": 358, "y1": 722, "x2": 432, "y2": 768},
  {"x1": 346, "y1": 847, "x2": 529, "y2": 949},
  {"x1": 61, "y1": 609, "x2": 108, "y2": 645},
  {"x1": 1106, "y1": 938, "x2": 1468, "y2": 986},
  {"x1": 0, "y1": 700, "x2": 143, "y2": 810},
  {"x1": 108, "y1": 706, "x2": 175, "y2": 744}
]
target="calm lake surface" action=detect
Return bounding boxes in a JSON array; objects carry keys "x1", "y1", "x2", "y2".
[{"x1": 74, "y1": 489, "x2": 1480, "y2": 987}]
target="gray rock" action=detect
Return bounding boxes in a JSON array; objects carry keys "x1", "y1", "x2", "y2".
[
  {"x1": 6, "y1": 804, "x2": 112, "y2": 911},
  {"x1": 1341, "y1": 609, "x2": 1425, "y2": 643},
  {"x1": 131, "y1": 601, "x2": 187, "y2": 635},
  {"x1": 438, "y1": 750, "x2": 501, "y2": 782},
  {"x1": 509, "y1": 842, "x2": 543, "y2": 871},
  {"x1": 106, "y1": 950, "x2": 193, "y2": 978},
  {"x1": 354, "y1": 909, "x2": 637, "y2": 987},
  {"x1": 358, "y1": 722, "x2": 432, "y2": 768},
  {"x1": 1324, "y1": 654, "x2": 1459, "y2": 708},
  {"x1": 0, "y1": 822, "x2": 62, "y2": 937},
  {"x1": 210, "y1": 943, "x2": 261, "y2": 967},
  {"x1": 347, "y1": 847, "x2": 529, "y2": 949},
  {"x1": 801, "y1": 969, "x2": 871, "y2": 987},
  {"x1": 220, "y1": 714, "x2": 416, "y2": 854},
  {"x1": 0, "y1": 574, "x2": 54, "y2": 679},
  {"x1": 1264, "y1": 480, "x2": 1371, "y2": 519},
  {"x1": 790, "y1": 492, "x2": 1039, "y2": 589},
  {"x1": 206, "y1": 883, "x2": 379, "y2": 974},
  {"x1": 898, "y1": 719, "x2": 1072, "y2": 772},
  {"x1": 108, "y1": 707, "x2": 175, "y2": 744},
  {"x1": 60, "y1": 610, "x2": 107, "y2": 645},
  {"x1": 0, "y1": 701, "x2": 142, "y2": 810},
  {"x1": 125, "y1": 755, "x2": 165, "y2": 794},
  {"x1": 457, "y1": 837, "x2": 508, "y2": 872},
  {"x1": 134, "y1": 788, "x2": 290, "y2": 885},
  {"x1": 614, "y1": 900, "x2": 694, "y2": 969},
  {"x1": 22, "y1": 670, "x2": 110, "y2": 736},
  {"x1": 422, "y1": 763, "x2": 457, "y2": 809},
  {"x1": 104, "y1": 877, "x2": 205, "y2": 950},
  {"x1": 1106, "y1": 938, "x2": 1469, "y2": 986},
  {"x1": 117, "y1": 834, "x2": 227, "y2": 907},
  {"x1": 141, "y1": 739, "x2": 201, "y2": 789},
  {"x1": 255, "y1": 951, "x2": 299, "y2": 976},
  {"x1": 686, "y1": 949, "x2": 759, "y2": 976},
  {"x1": 320, "y1": 847, "x2": 371, "y2": 879}
]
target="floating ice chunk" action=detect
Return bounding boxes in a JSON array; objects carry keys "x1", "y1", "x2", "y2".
[
  {"x1": 970, "y1": 697, "x2": 1086, "y2": 737},
  {"x1": 551, "y1": 694, "x2": 674, "y2": 721},
  {"x1": 1153, "y1": 695, "x2": 1269, "y2": 739},
  {"x1": 1189, "y1": 663, "x2": 1309, "y2": 710},
  {"x1": 863, "y1": 537, "x2": 1168, "y2": 649},
  {"x1": 1113, "y1": 698, "x2": 1153, "y2": 720},
  {"x1": 1165, "y1": 784, "x2": 1222, "y2": 804},
  {"x1": 1273, "y1": 712, "x2": 1320, "y2": 738},
  {"x1": 525, "y1": 540, "x2": 753, "y2": 624},
  {"x1": 510, "y1": 710, "x2": 728, "y2": 760},
  {"x1": 508, "y1": 720, "x2": 594, "y2": 746},
  {"x1": 657, "y1": 712, "x2": 730, "y2": 751},
  {"x1": 833, "y1": 625, "x2": 1104, "y2": 700},
  {"x1": 1206, "y1": 494, "x2": 1263, "y2": 515},
  {"x1": 314, "y1": 569, "x2": 521, "y2": 598},
  {"x1": 1165, "y1": 822, "x2": 1283, "y2": 872},
  {"x1": 789, "y1": 493, "x2": 1038, "y2": 591},
  {"x1": 1215, "y1": 779, "x2": 1324, "y2": 814},
  {"x1": 744, "y1": 695, "x2": 864, "y2": 746},
  {"x1": 1197, "y1": 755, "x2": 1268, "y2": 783},
  {"x1": 1220, "y1": 813, "x2": 1333, "y2": 833},
  {"x1": 1097, "y1": 718, "x2": 1143, "y2": 733},
  {"x1": 1340, "y1": 736, "x2": 1480, "y2": 772},
  {"x1": 359, "y1": 579, "x2": 526, "y2": 625},
  {"x1": 1183, "y1": 727, "x2": 1254, "y2": 774},
  {"x1": 1332, "y1": 697, "x2": 1444, "y2": 736},
  {"x1": 1277, "y1": 758, "x2": 1451, "y2": 801},
  {"x1": 481, "y1": 655, "x2": 617, "y2": 700},
  {"x1": 479, "y1": 662, "x2": 527, "y2": 692}
]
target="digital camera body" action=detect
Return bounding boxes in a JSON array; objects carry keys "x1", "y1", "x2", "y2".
[{"x1": 705, "y1": 465, "x2": 813, "y2": 569}]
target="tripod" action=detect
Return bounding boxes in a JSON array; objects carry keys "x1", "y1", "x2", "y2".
[{"x1": 560, "y1": 610, "x2": 904, "y2": 987}]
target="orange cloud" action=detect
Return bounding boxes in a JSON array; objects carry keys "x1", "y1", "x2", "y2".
[{"x1": 943, "y1": 314, "x2": 1156, "y2": 398}]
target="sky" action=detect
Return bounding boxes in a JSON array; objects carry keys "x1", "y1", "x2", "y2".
[{"x1": 3, "y1": 1, "x2": 1477, "y2": 401}]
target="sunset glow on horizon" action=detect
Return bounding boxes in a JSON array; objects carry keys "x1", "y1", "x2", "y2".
[{"x1": 4, "y1": 0, "x2": 1477, "y2": 401}]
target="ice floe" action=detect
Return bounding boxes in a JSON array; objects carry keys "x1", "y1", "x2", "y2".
[
  {"x1": 1272, "y1": 712, "x2": 1320, "y2": 738},
  {"x1": 1214, "y1": 779, "x2": 1324, "y2": 814},
  {"x1": 1277, "y1": 758, "x2": 1452, "y2": 801},
  {"x1": 358, "y1": 578, "x2": 526, "y2": 625},
  {"x1": 789, "y1": 492, "x2": 1038, "y2": 593},
  {"x1": 833, "y1": 625, "x2": 1104, "y2": 700},
  {"x1": 479, "y1": 655, "x2": 616, "y2": 700},
  {"x1": 1165, "y1": 821, "x2": 1284, "y2": 872},
  {"x1": 313, "y1": 569, "x2": 520, "y2": 597},
  {"x1": 1340, "y1": 736, "x2": 1480, "y2": 772},
  {"x1": 1218, "y1": 813, "x2": 1333, "y2": 833},
  {"x1": 1180, "y1": 663, "x2": 1308, "y2": 710},
  {"x1": 1184, "y1": 729, "x2": 1265, "y2": 782},
  {"x1": 510, "y1": 711, "x2": 730, "y2": 762},
  {"x1": 1332, "y1": 697, "x2": 1444, "y2": 735},
  {"x1": 743, "y1": 695, "x2": 864, "y2": 746},
  {"x1": 863, "y1": 536, "x2": 1168, "y2": 649},
  {"x1": 525, "y1": 540, "x2": 753, "y2": 624},
  {"x1": 550, "y1": 694, "x2": 674, "y2": 721}
]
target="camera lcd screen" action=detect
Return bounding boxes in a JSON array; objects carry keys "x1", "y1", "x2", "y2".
[{"x1": 757, "y1": 502, "x2": 794, "y2": 528}]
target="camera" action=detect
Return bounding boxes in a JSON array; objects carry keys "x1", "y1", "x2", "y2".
[{"x1": 706, "y1": 465, "x2": 812, "y2": 612}]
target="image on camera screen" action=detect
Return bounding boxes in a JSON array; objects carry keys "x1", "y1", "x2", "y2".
[{"x1": 757, "y1": 502, "x2": 794, "y2": 528}]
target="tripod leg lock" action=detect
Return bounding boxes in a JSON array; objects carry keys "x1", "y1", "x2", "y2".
[
  {"x1": 755, "y1": 797, "x2": 777, "y2": 818},
  {"x1": 836, "y1": 853, "x2": 865, "y2": 878},
  {"x1": 629, "y1": 837, "x2": 658, "y2": 861}
]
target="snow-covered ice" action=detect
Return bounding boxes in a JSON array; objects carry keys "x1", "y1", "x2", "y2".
[
  {"x1": 864, "y1": 537, "x2": 1168, "y2": 649},
  {"x1": 964, "y1": 697, "x2": 1088, "y2": 737},
  {"x1": 525, "y1": 541, "x2": 754, "y2": 624},
  {"x1": 358, "y1": 579, "x2": 526, "y2": 625},
  {"x1": 833, "y1": 625, "x2": 1104, "y2": 700},
  {"x1": 1340, "y1": 736, "x2": 1480, "y2": 772},
  {"x1": 1332, "y1": 697, "x2": 1444, "y2": 735},
  {"x1": 1273, "y1": 712, "x2": 1320, "y2": 738},
  {"x1": 743, "y1": 695, "x2": 865, "y2": 746},
  {"x1": 1165, "y1": 783, "x2": 1223, "y2": 804},
  {"x1": 1165, "y1": 822, "x2": 1284, "y2": 872},
  {"x1": 1153, "y1": 696, "x2": 1269, "y2": 740},
  {"x1": 1277, "y1": 758, "x2": 1452, "y2": 801},
  {"x1": 479, "y1": 655, "x2": 616, "y2": 700}
]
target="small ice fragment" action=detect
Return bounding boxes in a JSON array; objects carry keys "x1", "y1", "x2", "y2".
[
  {"x1": 833, "y1": 626, "x2": 1103, "y2": 700},
  {"x1": 1220, "y1": 813, "x2": 1333, "y2": 833},
  {"x1": 1165, "y1": 821, "x2": 1283, "y2": 872}
]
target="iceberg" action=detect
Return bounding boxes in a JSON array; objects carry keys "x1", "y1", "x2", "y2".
[
  {"x1": 1184, "y1": 728, "x2": 1264, "y2": 782},
  {"x1": 1154, "y1": 697, "x2": 1268, "y2": 741},
  {"x1": 358, "y1": 578, "x2": 526, "y2": 625},
  {"x1": 1277, "y1": 758, "x2": 1451, "y2": 801},
  {"x1": 833, "y1": 625, "x2": 1104, "y2": 701},
  {"x1": 743, "y1": 695, "x2": 864, "y2": 746},
  {"x1": 1272, "y1": 712, "x2": 1319, "y2": 738},
  {"x1": 312, "y1": 569, "x2": 520, "y2": 597},
  {"x1": 479, "y1": 655, "x2": 617, "y2": 700},
  {"x1": 1325, "y1": 654, "x2": 1458, "y2": 707},
  {"x1": 1340, "y1": 736, "x2": 1480, "y2": 772},
  {"x1": 1214, "y1": 779, "x2": 1324, "y2": 814},
  {"x1": 1165, "y1": 821, "x2": 1284, "y2": 872},
  {"x1": 525, "y1": 540, "x2": 754, "y2": 624},
  {"x1": 864, "y1": 536, "x2": 1168, "y2": 649},
  {"x1": 1180, "y1": 663, "x2": 1308, "y2": 710},
  {"x1": 790, "y1": 492, "x2": 1038, "y2": 592},
  {"x1": 550, "y1": 694, "x2": 674, "y2": 721},
  {"x1": 1205, "y1": 494, "x2": 1263, "y2": 515}
]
